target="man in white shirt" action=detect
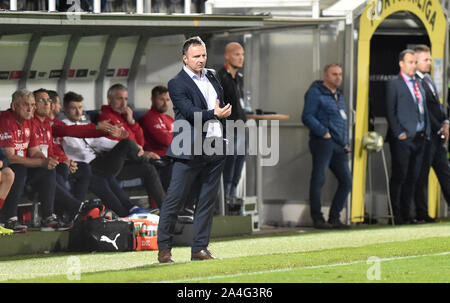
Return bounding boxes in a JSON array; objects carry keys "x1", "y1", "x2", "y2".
[
  {"x1": 157, "y1": 36, "x2": 231, "y2": 263},
  {"x1": 60, "y1": 91, "x2": 155, "y2": 217}
]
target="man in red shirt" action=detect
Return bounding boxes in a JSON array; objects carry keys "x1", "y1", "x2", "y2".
[
  {"x1": 33, "y1": 89, "x2": 90, "y2": 222},
  {"x1": 140, "y1": 86, "x2": 197, "y2": 221},
  {"x1": 98, "y1": 84, "x2": 145, "y2": 149},
  {"x1": 139, "y1": 85, "x2": 174, "y2": 192},
  {"x1": 97, "y1": 84, "x2": 166, "y2": 208},
  {"x1": 140, "y1": 85, "x2": 174, "y2": 157},
  {"x1": 0, "y1": 89, "x2": 65, "y2": 232}
]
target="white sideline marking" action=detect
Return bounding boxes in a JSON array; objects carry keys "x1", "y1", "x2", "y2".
[{"x1": 157, "y1": 251, "x2": 450, "y2": 283}]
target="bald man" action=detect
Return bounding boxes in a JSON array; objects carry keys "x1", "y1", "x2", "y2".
[{"x1": 218, "y1": 42, "x2": 248, "y2": 212}]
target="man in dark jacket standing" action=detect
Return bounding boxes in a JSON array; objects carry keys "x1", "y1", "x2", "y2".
[
  {"x1": 413, "y1": 45, "x2": 450, "y2": 222},
  {"x1": 302, "y1": 63, "x2": 351, "y2": 229},
  {"x1": 157, "y1": 36, "x2": 231, "y2": 263},
  {"x1": 385, "y1": 49, "x2": 431, "y2": 225},
  {"x1": 218, "y1": 42, "x2": 247, "y2": 212}
]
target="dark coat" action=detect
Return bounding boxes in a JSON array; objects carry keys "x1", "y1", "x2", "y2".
[{"x1": 302, "y1": 81, "x2": 349, "y2": 147}]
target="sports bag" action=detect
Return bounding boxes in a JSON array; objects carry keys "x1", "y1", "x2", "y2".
[{"x1": 69, "y1": 218, "x2": 134, "y2": 252}]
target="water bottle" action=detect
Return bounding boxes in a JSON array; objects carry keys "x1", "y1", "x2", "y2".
[
  {"x1": 139, "y1": 223, "x2": 148, "y2": 237},
  {"x1": 244, "y1": 90, "x2": 252, "y2": 113}
]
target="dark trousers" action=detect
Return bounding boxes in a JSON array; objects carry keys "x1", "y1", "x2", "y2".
[
  {"x1": 414, "y1": 135, "x2": 450, "y2": 218},
  {"x1": 389, "y1": 134, "x2": 426, "y2": 222},
  {"x1": 89, "y1": 167, "x2": 135, "y2": 217},
  {"x1": 157, "y1": 155, "x2": 226, "y2": 253},
  {"x1": 68, "y1": 161, "x2": 92, "y2": 202},
  {"x1": 55, "y1": 162, "x2": 92, "y2": 219},
  {"x1": 90, "y1": 138, "x2": 141, "y2": 177},
  {"x1": 117, "y1": 161, "x2": 166, "y2": 208},
  {"x1": 223, "y1": 128, "x2": 247, "y2": 197},
  {"x1": 308, "y1": 138, "x2": 352, "y2": 223},
  {"x1": 90, "y1": 138, "x2": 165, "y2": 207},
  {"x1": 0, "y1": 164, "x2": 56, "y2": 220},
  {"x1": 158, "y1": 161, "x2": 173, "y2": 191}
]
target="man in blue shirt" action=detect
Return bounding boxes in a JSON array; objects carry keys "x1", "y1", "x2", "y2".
[{"x1": 302, "y1": 63, "x2": 352, "y2": 229}]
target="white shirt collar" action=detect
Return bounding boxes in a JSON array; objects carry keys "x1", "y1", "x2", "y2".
[
  {"x1": 183, "y1": 65, "x2": 206, "y2": 79},
  {"x1": 416, "y1": 71, "x2": 425, "y2": 79}
]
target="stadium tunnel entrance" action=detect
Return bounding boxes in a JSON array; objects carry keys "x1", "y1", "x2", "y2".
[{"x1": 351, "y1": 0, "x2": 447, "y2": 223}]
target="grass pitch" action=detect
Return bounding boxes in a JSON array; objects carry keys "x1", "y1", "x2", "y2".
[{"x1": 1, "y1": 222, "x2": 449, "y2": 283}]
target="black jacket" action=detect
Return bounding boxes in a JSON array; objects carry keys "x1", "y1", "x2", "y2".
[
  {"x1": 385, "y1": 74, "x2": 431, "y2": 141},
  {"x1": 218, "y1": 66, "x2": 247, "y2": 122},
  {"x1": 416, "y1": 72, "x2": 448, "y2": 136},
  {"x1": 166, "y1": 68, "x2": 225, "y2": 160}
]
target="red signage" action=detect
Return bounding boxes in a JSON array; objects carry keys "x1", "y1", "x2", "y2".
[
  {"x1": 9, "y1": 71, "x2": 23, "y2": 79},
  {"x1": 116, "y1": 68, "x2": 129, "y2": 77}
]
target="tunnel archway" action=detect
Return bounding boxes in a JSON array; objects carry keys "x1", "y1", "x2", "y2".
[{"x1": 351, "y1": 0, "x2": 447, "y2": 222}]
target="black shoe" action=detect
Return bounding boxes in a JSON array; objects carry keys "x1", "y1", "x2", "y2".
[
  {"x1": 416, "y1": 216, "x2": 437, "y2": 223},
  {"x1": 4, "y1": 219, "x2": 27, "y2": 233},
  {"x1": 313, "y1": 220, "x2": 332, "y2": 229},
  {"x1": 403, "y1": 218, "x2": 420, "y2": 225},
  {"x1": 329, "y1": 220, "x2": 350, "y2": 229},
  {"x1": 41, "y1": 214, "x2": 72, "y2": 231}
]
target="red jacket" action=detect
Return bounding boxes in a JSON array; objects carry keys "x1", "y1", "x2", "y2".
[
  {"x1": 51, "y1": 119, "x2": 105, "y2": 138},
  {"x1": 97, "y1": 105, "x2": 145, "y2": 147},
  {"x1": 0, "y1": 110, "x2": 38, "y2": 157},
  {"x1": 33, "y1": 116, "x2": 61, "y2": 161},
  {"x1": 140, "y1": 107, "x2": 173, "y2": 156}
]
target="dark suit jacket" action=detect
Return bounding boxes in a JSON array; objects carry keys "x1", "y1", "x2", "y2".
[
  {"x1": 417, "y1": 73, "x2": 448, "y2": 136},
  {"x1": 385, "y1": 73, "x2": 431, "y2": 141},
  {"x1": 166, "y1": 68, "x2": 225, "y2": 160}
]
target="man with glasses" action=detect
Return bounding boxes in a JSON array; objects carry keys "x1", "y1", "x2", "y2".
[{"x1": 32, "y1": 88, "x2": 90, "y2": 225}]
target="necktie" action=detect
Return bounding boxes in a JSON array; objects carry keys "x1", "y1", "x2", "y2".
[{"x1": 410, "y1": 79, "x2": 422, "y2": 103}]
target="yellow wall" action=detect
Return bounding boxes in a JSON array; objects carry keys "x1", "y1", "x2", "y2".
[{"x1": 352, "y1": 0, "x2": 447, "y2": 222}]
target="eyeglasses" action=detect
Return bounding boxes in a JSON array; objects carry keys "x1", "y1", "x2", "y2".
[{"x1": 37, "y1": 98, "x2": 52, "y2": 103}]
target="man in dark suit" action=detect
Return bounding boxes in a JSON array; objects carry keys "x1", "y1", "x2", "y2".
[
  {"x1": 157, "y1": 36, "x2": 232, "y2": 263},
  {"x1": 413, "y1": 45, "x2": 450, "y2": 222},
  {"x1": 386, "y1": 49, "x2": 431, "y2": 225}
]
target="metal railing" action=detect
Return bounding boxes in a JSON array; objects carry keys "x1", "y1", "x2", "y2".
[{"x1": 5, "y1": 0, "x2": 199, "y2": 14}]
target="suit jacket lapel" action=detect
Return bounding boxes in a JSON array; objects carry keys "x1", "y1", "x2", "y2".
[
  {"x1": 423, "y1": 75, "x2": 439, "y2": 103},
  {"x1": 180, "y1": 69, "x2": 209, "y2": 109},
  {"x1": 398, "y1": 76, "x2": 416, "y2": 106},
  {"x1": 206, "y1": 70, "x2": 224, "y2": 106}
]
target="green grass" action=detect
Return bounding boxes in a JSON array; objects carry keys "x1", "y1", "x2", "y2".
[
  {"x1": 200, "y1": 253, "x2": 450, "y2": 283},
  {"x1": 1, "y1": 222, "x2": 450, "y2": 283}
]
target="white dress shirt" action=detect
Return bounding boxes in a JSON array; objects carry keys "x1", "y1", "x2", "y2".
[
  {"x1": 61, "y1": 119, "x2": 119, "y2": 163},
  {"x1": 183, "y1": 65, "x2": 222, "y2": 138}
]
